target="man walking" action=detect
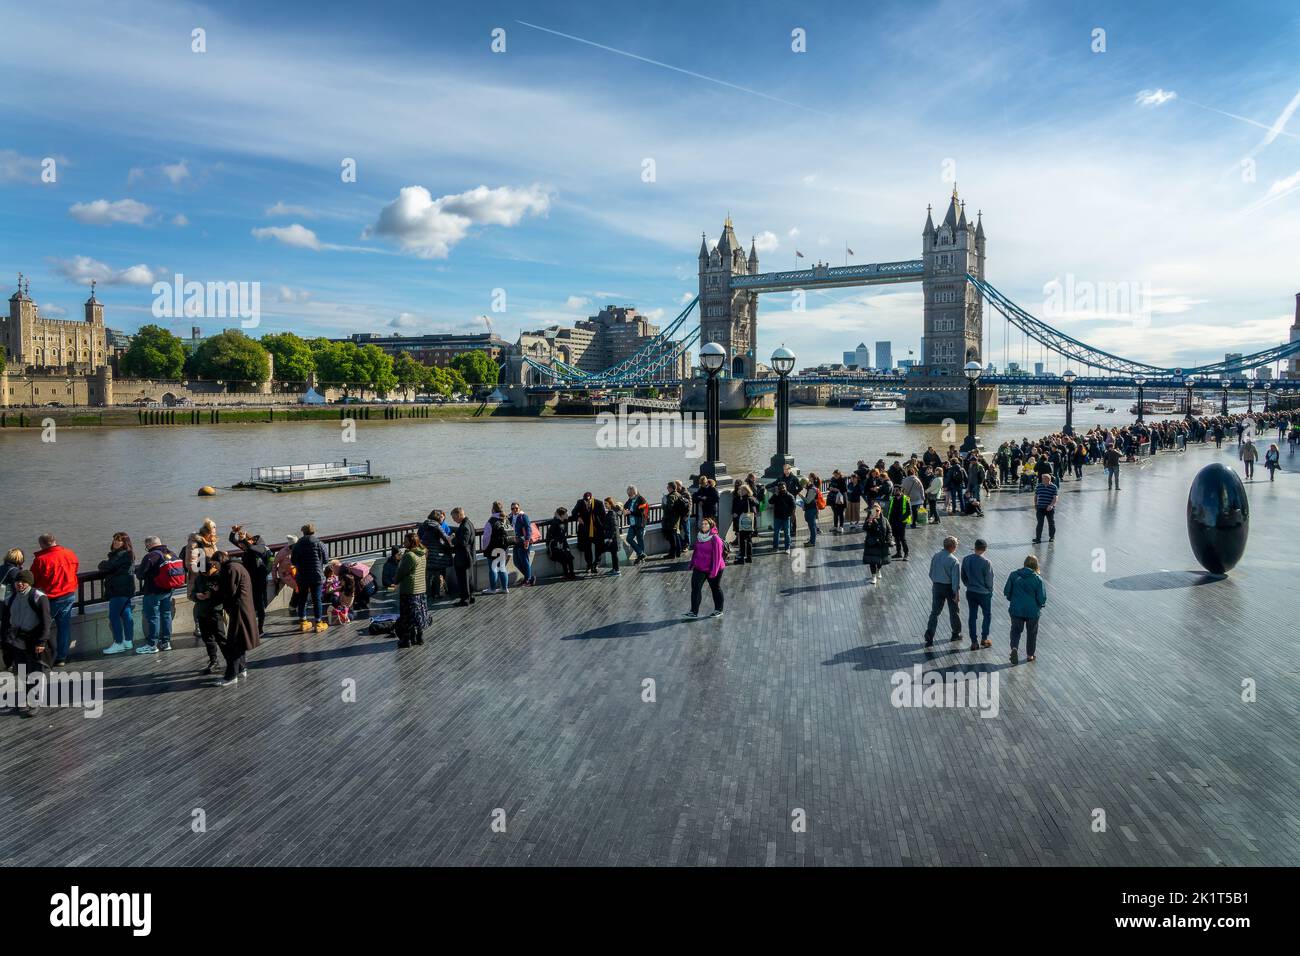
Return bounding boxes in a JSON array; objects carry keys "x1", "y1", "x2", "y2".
[
  {"x1": 1241, "y1": 439, "x2": 1258, "y2": 481},
  {"x1": 29, "y1": 533, "x2": 78, "y2": 667},
  {"x1": 1032, "y1": 473, "x2": 1059, "y2": 544},
  {"x1": 1, "y1": 571, "x2": 52, "y2": 717},
  {"x1": 770, "y1": 481, "x2": 796, "y2": 553},
  {"x1": 961, "y1": 539, "x2": 994, "y2": 650},
  {"x1": 923, "y1": 536, "x2": 963, "y2": 648},
  {"x1": 1103, "y1": 443, "x2": 1122, "y2": 490}
]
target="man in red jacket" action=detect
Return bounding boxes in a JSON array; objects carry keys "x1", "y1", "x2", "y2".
[{"x1": 29, "y1": 533, "x2": 78, "y2": 666}]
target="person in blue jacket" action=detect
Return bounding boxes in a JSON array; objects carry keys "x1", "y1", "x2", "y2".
[{"x1": 1003, "y1": 554, "x2": 1047, "y2": 663}]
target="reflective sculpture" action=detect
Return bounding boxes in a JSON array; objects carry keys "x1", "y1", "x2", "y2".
[{"x1": 1186, "y1": 463, "x2": 1249, "y2": 574}]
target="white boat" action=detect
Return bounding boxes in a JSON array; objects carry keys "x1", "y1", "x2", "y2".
[
  {"x1": 1093, "y1": 403, "x2": 1107, "y2": 410},
  {"x1": 853, "y1": 399, "x2": 898, "y2": 411}
]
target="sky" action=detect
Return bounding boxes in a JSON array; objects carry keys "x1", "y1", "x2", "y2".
[{"x1": 2, "y1": 0, "x2": 1299, "y2": 370}]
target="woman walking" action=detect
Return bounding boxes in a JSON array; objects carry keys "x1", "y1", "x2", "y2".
[
  {"x1": 861, "y1": 502, "x2": 892, "y2": 585},
  {"x1": 1265, "y1": 443, "x2": 1280, "y2": 481},
  {"x1": 1003, "y1": 554, "x2": 1047, "y2": 664},
  {"x1": 887, "y1": 486, "x2": 911, "y2": 560},
  {"x1": 393, "y1": 531, "x2": 428, "y2": 647},
  {"x1": 215, "y1": 552, "x2": 260, "y2": 686},
  {"x1": 683, "y1": 517, "x2": 725, "y2": 619},
  {"x1": 100, "y1": 532, "x2": 136, "y2": 655},
  {"x1": 731, "y1": 483, "x2": 759, "y2": 564},
  {"x1": 828, "y1": 469, "x2": 848, "y2": 534}
]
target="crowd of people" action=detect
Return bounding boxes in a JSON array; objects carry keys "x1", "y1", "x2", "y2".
[{"x1": 1, "y1": 408, "x2": 1290, "y2": 710}]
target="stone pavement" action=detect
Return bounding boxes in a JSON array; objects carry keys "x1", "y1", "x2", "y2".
[{"x1": 2, "y1": 440, "x2": 1297, "y2": 866}]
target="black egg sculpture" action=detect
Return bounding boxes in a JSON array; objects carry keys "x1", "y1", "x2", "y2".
[{"x1": 1186, "y1": 463, "x2": 1249, "y2": 574}]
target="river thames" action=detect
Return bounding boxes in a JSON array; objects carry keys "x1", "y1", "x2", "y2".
[{"x1": 0, "y1": 403, "x2": 1235, "y2": 558}]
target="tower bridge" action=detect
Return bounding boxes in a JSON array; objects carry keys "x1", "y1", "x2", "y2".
[{"x1": 519, "y1": 187, "x2": 1300, "y2": 418}]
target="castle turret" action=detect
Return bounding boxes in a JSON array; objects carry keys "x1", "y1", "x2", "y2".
[
  {"x1": 748, "y1": 237, "x2": 759, "y2": 273},
  {"x1": 85, "y1": 279, "x2": 104, "y2": 324}
]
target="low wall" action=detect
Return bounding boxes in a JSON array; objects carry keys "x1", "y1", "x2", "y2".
[{"x1": 63, "y1": 522, "x2": 692, "y2": 659}]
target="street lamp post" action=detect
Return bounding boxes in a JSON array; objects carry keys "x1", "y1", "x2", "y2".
[
  {"x1": 1185, "y1": 381, "x2": 1194, "y2": 418},
  {"x1": 962, "y1": 361, "x2": 982, "y2": 453},
  {"x1": 1062, "y1": 368, "x2": 1077, "y2": 435},
  {"x1": 1263, "y1": 381, "x2": 1272, "y2": 412},
  {"x1": 698, "y1": 342, "x2": 728, "y2": 481},
  {"x1": 1134, "y1": 374, "x2": 1146, "y2": 423},
  {"x1": 765, "y1": 345, "x2": 797, "y2": 479},
  {"x1": 1247, "y1": 381, "x2": 1254, "y2": 414},
  {"x1": 1221, "y1": 379, "x2": 1230, "y2": 415}
]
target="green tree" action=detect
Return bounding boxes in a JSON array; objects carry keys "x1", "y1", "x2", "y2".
[
  {"x1": 190, "y1": 330, "x2": 272, "y2": 385},
  {"x1": 120, "y1": 324, "x2": 187, "y2": 380},
  {"x1": 392, "y1": 351, "x2": 426, "y2": 400},
  {"x1": 356, "y1": 344, "x2": 397, "y2": 396},
  {"x1": 261, "y1": 331, "x2": 316, "y2": 383},
  {"x1": 311, "y1": 339, "x2": 361, "y2": 391},
  {"x1": 450, "y1": 349, "x2": 499, "y2": 386}
]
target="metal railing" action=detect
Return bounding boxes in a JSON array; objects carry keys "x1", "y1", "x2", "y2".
[{"x1": 72, "y1": 505, "x2": 669, "y2": 614}]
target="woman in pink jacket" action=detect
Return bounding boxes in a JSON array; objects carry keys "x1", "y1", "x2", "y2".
[{"x1": 684, "y1": 517, "x2": 725, "y2": 619}]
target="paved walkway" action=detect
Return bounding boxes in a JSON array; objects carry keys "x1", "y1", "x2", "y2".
[{"x1": 3, "y1": 441, "x2": 1298, "y2": 866}]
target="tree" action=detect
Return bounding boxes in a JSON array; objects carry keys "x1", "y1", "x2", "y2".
[
  {"x1": 261, "y1": 331, "x2": 316, "y2": 383},
  {"x1": 120, "y1": 324, "x2": 187, "y2": 380},
  {"x1": 450, "y1": 349, "x2": 499, "y2": 386},
  {"x1": 190, "y1": 330, "x2": 272, "y2": 385},
  {"x1": 311, "y1": 339, "x2": 361, "y2": 391},
  {"x1": 356, "y1": 344, "x2": 397, "y2": 396},
  {"x1": 392, "y1": 351, "x2": 425, "y2": 400}
]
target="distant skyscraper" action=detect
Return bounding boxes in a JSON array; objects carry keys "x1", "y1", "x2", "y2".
[
  {"x1": 855, "y1": 342, "x2": 870, "y2": 370},
  {"x1": 875, "y1": 341, "x2": 892, "y2": 371},
  {"x1": 1225, "y1": 353, "x2": 1244, "y2": 376},
  {"x1": 843, "y1": 350, "x2": 856, "y2": 367},
  {"x1": 1256, "y1": 366, "x2": 1273, "y2": 381},
  {"x1": 1034, "y1": 362, "x2": 1044, "y2": 376},
  {"x1": 1290, "y1": 294, "x2": 1300, "y2": 379}
]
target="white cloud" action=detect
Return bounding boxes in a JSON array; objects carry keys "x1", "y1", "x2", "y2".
[
  {"x1": 787, "y1": 227, "x2": 800, "y2": 239},
  {"x1": 677, "y1": 291, "x2": 695, "y2": 305},
  {"x1": 266, "y1": 200, "x2": 317, "y2": 218},
  {"x1": 753, "y1": 230, "x2": 779, "y2": 253},
  {"x1": 365, "y1": 184, "x2": 552, "y2": 258},
  {"x1": 564, "y1": 295, "x2": 589, "y2": 309},
  {"x1": 251, "y1": 223, "x2": 321, "y2": 250},
  {"x1": 642, "y1": 308, "x2": 665, "y2": 321},
  {"x1": 391, "y1": 312, "x2": 420, "y2": 328},
  {"x1": 172, "y1": 213, "x2": 189, "y2": 226},
  {"x1": 127, "y1": 159, "x2": 190, "y2": 185},
  {"x1": 37, "y1": 303, "x2": 68, "y2": 318},
  {"x1": 801, "y1": 174, "x2": 817, "y2": 185},
  {"x1": 273, "y1": 286, "x2": 312, "y2": 303},
  {"x1": 1135, "y1": 88, "x2": 1177, "y2": 107},
  {"x1": 50, "y1": 255, "x2": 162, "y2": 286},
  {"x1": 68, "y1": 198, "x2": 153, "y2": 225},
  {"x1": 0, "y1": 150, "x2": 66, "y2": 184}
]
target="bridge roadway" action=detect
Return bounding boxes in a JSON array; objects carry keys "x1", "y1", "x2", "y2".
[{"x1": 2, "y1": 441, "x2": 1297, "y2": 866}]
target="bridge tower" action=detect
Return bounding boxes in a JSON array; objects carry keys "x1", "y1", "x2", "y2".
[
  {"x1": 920, "y1": 186, "x2": 985, "y2": 375},
  {"x1": 698, "y1": 216, "x2": 759, "y2": 378}
]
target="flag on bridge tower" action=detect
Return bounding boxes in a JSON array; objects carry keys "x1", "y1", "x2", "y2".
[
  {"x1": 846, "y1": 246, "x2": 855, "y2": 256},
  {"x1": 795, "y1": 250, "x2": 804, "y2": 258}
]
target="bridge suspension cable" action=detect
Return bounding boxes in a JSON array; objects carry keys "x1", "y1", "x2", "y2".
[{"x1": 968, "y1": 274, "x2": 1300, "y2": 377}]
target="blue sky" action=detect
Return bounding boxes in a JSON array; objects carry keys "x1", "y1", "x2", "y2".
[{"x1": 2, "y1": 0, "x2": 1299, "y2": 369}]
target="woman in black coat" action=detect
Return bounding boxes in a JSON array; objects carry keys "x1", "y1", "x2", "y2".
[
  {"x1": 861, "y1": 502, "x2": 893, "y2": 585},
  {"x1": 216, "y1": 554, "x2": 260, "y2": 686},
  {"x1": 600, "y1": 497, "x2": 622, "y2": 576},
  {"x1": 545, "y1": 507, "x2": 577, "y2": 579}
]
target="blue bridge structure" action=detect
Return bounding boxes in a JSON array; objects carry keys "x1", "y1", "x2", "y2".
[{"x1": 520, "y1": 191, "x2": 1300, "y2": 407}]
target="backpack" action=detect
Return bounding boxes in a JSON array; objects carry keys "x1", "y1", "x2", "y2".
[
  {"x1": 153, "y1": 551, "x2": 186, "y2": 591},
  {"x1": 815, "y1": 489, "x2": 827, "y2": 510},
  {"x1": 672, "y1": 494, "x2": 691, "y2": 519},
  {"x1": 529, "y1": 522, "x2": 543, "y2": 544},
  {"x1": 367, "y1": 613, "x2": 399, "y2": 635}
]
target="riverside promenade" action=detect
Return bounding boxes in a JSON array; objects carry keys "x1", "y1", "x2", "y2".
[{"x1": 2, "y1": 440, "x2": 1297, "y2": 867}]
